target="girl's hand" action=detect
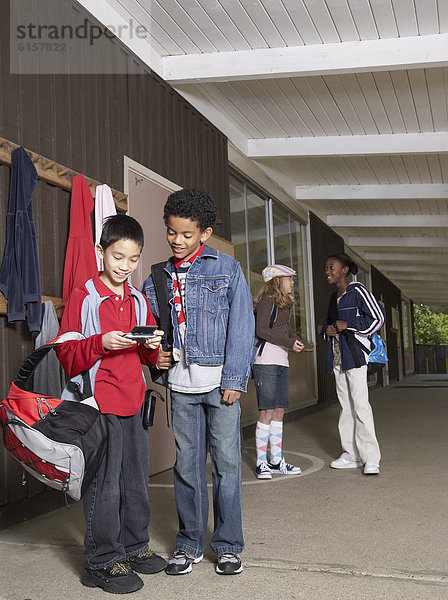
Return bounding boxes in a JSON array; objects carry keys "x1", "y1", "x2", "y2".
[
  {"x1": 143, "y1": 329, "x2": 164, "y2": 350},
  {"x1": 293, "y1": 339, "x2": 305, "y2": 352},
  {"x1": 102, "y1": 331, "x2": 136, "y2": 351},
  {"x1": 335, "y1": 320, "x2": 348, "y2": 332}
]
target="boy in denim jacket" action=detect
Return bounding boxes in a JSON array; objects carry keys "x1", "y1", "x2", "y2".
[{"x1": 142, "y1": 189, "x2": 254, "y2": 576}]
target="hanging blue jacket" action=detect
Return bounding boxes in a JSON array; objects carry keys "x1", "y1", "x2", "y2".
[
  {"x1": 0, "y1": 147, "x2": 41, "y2": 331},
  {"x1": 321, "y1": 282, "x2": 385, "y2": 374}
]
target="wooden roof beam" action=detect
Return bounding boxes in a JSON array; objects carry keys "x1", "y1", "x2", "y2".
[
  {"x1": 327, "y1": 215, "x2": 448, "y2": 227},
  {"x1": 389, "y1": 273, "x2": 448, "y2": 281},
  {"x1": 380, "y1": 264, "x2": 447, "y2": 272},
  {"x1": 365, "y1": 252, "x2": 448, "y2": 262},
  {"x1": 163, "y1": 34, "x2": 448, "y2": 84},
  {"x1": 249, "y1": 132, "x2": 448, "y2": 159},
  {"x1": 350, "y1": 237, "x2": 448, "y2": 247},
  {"x1": 296, "y1": 184, "x2": 448, "y2": 200}
]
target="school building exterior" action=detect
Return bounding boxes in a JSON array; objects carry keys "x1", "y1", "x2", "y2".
[{"x1": 0, "y1": 0, "x2": 442, "y2": 525}]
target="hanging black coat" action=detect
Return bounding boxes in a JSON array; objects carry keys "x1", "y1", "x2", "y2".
[{"x1": 0, "y1": 146, "x2": 41, "y2": 331}]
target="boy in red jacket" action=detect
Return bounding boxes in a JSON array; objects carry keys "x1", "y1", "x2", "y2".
[{"x1": 57, "y1": 214, "x2": 166, "y2": 594}]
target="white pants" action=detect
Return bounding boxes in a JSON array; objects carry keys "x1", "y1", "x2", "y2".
[{"x1": 333, "y1": 365, "x2": 381, "y2": 465}]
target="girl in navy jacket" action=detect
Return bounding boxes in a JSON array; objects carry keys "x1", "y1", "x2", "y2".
[{"x1": 322, "y1": 254, "x2": 384, "y2": 475}]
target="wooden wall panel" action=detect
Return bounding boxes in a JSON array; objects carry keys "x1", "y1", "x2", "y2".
[
  {"x1": 309, "y1": 212, "x2": 344, "y2": 406},
  {"x1": 0, "y1": 0, "x2": 230, "y2": 513}
]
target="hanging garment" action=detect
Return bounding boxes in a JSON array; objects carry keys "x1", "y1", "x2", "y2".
[
  {"x1": 33, "y1": 301, "x2": 66, "y2": 397},
  {"x1": 94, "y1": 184, "x2": 116, "y2": 271},
  {"x1": 63, "y1": 174, "x2": 98, "y2": 303},
  {"x1": 0, "y1": 146, "x2": 41, "y2": 331}
]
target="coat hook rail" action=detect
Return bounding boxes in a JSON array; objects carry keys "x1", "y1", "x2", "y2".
[
  {"x1": 0, "y1": 292, "x2": 65, "y2": 319},
  {"x1": 0, "y1": 137, "x2": 128, "y2": 212}
]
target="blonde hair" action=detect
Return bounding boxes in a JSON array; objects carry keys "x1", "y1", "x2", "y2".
[{"x1": 253, "y1": 277, "x2": 295, "y2": 310}]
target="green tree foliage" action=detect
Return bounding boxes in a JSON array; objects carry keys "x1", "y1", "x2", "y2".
[{"x1": 414, "y1": 304, "x2": 448, "y2": 344}]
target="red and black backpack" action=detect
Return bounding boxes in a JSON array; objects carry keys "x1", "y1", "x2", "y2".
[{"x1": 0, "y1": 332, "x2": 108, "y2": 502}]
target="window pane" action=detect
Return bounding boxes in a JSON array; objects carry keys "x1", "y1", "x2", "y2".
[
  {"x1": 229, "y1": 177, "x2": 248, "y2": 280},
  {"x1": 356, "y1": 268, "x2": 368, "y2": 287},
  {"x1": 402, "y1": 300, "x2": 411, "y2": 349},
  {"x1": 272, "y1": 202, "x2": 306, "y2": 339},
  {"x1": 290, "y1": 220, "x2": 307, "y2": 340},
  {"x1": 246, "y1": 190, "x2": 268, "y2": 296}
]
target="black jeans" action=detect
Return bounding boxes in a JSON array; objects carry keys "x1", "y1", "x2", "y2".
[{"x1": 83, "y1": 412, "x2": 151, "y2": 569}]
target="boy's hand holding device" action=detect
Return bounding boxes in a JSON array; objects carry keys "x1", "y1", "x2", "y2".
[
  {"x1": 123, "y1": 325, "x2": 158, "y2": 341},
  {"x1": 102, "y1": 327, "x2": 164, "y2": 351}
]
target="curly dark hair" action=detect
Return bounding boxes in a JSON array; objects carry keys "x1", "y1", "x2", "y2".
[{"x1": 163, "y1": 189, "x2": 216, "y2": 231}]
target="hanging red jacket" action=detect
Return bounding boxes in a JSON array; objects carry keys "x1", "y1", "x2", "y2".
[{"x1": 63, "y1": 175, "x2": 98, "y2": 303}]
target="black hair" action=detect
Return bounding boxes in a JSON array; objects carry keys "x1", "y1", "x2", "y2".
[
  {"x1": 99, "y1": 214, "x2": 144, "y2": 251},
  {"x1": 327, "y1": 253, "x2": 358, "y2": 275},
  {"x1": 163, "y1": 189, "x2": 216, "y2": 232}
]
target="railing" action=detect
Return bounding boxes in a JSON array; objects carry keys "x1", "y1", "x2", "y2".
[{"x1": 414, "y1": 344, "x2": 448, "y2": 374}]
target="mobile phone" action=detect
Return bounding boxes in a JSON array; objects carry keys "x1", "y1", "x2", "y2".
[{"x1": 123, "y1": 326, "x2": 157, "y2": 341}]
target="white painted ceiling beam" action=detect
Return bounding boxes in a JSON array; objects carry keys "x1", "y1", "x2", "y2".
[
  {"x1": 380, "y1": 264, "x2": 447, "y2": 272},
  {"x1": 389, "y1": 273, "x2": 447, "y2": 281},
  {"x1": 406, "y1": 298, "x2": 447, "y2": 304},
  {"x1": 365, "y1": 252, "x2": 448, "y2": 262},
  {"x1": 410, "y1": 292, "x2": 447, "y2": 296},
  {"x1": 409, "y1": 292, "x2": 448, "y2": 296},
  {"x1": 401, "y1": 295, "x2": 445, "y2": 304},
  {"x1": 248, "y1": 132, "x2": 448, "y2": 159},
  {"x1": 349, "y1": 237, "x2": 448, "y2": 247},
  {"x1": 404, "y1": 287, "x2": 446, "y2": 292},
  {"x1": 327, "y1": 215, "x2": 448, "y2": 227},
  {"x1": 163, "y1": 34, "x2": 448, "y2": 84},
  {"x1": 399, "y1": 282, "x2": 445, "y2": 290},
  {"x1": 296, "y1": 184, "x2": 448, "y2": 200}
]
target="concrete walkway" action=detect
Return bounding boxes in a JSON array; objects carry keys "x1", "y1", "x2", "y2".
[{"x1": 1, "y1": 376, "x2": 447, "y2": 600}]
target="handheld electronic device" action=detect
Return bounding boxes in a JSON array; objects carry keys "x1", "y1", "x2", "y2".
[{"x1": 123, "y1": 326, "x2": 157, "y2": 341}]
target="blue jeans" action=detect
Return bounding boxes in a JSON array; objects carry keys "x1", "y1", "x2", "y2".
[
  {"x1": 253, "y1": 364, "x2": 289, "y2": 410},
  {"x1": 83, "y1": 413, "x2": 151, "y2": 569},
  {"x1": 170, "y1": 387, "x2": 244, "y2": 556}
]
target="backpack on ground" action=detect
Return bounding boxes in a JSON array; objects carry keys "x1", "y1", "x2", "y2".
[{"x1": 0, "y1": 332, "x2": 108, "y2": 502}]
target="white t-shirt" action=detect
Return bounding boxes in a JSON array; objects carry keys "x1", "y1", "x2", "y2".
[{"x1": 167, "y1": 257, "x2": 223, "y2": 394}]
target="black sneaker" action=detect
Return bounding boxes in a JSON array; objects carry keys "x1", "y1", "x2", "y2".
[
  {"x1": 165, "y1": 550, "x2": 204, "y2": 575},
  {"x1": 215, "y1": 553, "x2": 243, "y2": 575},
  {"x1": 128, "y1": 547, "x2": 167, "y2": 574},
  {"x1": 255, "y1": 462, "x2": 272, "y2": 479},
  {"x1": 81, "y1": 561, "x2": 144, "y2": 594},
  {"x1": 268, "y1": 457, "x2": 301, "y2": 475}
]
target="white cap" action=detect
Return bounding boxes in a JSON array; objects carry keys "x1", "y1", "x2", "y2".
[{"x1": 262, "y1": 264, "x2": 296, "y2": 282}]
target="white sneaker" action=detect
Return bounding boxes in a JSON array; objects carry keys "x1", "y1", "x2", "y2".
[
  {"x1": 255, "y1": 462, "x2": 272, "y2": 479},
  {"x1": 165, "y1": 551, "x2": 203, "y2": 575},
  {"x1": 330, "y1": 456, "x2": 362, "y2": 469},
  {"x1": 364, "y1": 462, "x2": 380, "y2": 475}
]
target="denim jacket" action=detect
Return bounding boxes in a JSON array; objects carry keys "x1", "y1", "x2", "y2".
[{"x1": 141, "y1": 244, "x2": 255, "y2": 392}]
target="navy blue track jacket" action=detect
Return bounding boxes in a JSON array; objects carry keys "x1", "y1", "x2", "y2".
[{"x1": 322, "y1": 282, "x2": 385, "y2": 374}]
